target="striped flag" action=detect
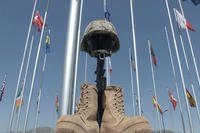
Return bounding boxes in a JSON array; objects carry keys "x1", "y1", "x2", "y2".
[
  {"x1": 150, "y1": 45, "x2": 157, "y2": 66},
  {"x1": 152, "y1": 96, "x2": 163, "y2": 114},
  {"x1": 168, "y1": 90, "x2": 178, "y2": 110},
  {"x1": 186, "y1": 89, "x2": 196, "y2": 107},
  {"x1": 152, "y1": 96, "x2": 157, "y2": 108},
  {"x1": 45, "y1": 29, "x2": 51, "y2": 53},
  {"x1": 15, "y1": 81, "x2": 24, "y2": 108},
  {"x1": 0, "y1": 74, "x2": 7, "y2": 102},
  {"x1": 174, "y1": 8, "x2": 195, "y2": 31}
]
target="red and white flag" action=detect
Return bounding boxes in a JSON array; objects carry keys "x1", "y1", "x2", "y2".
[
  {"x1": 174, "y1": 8, "x2": 195, "y2": 31},
  {"x1": 168, "y1": 90, "x2": 178, "y2": 110}
]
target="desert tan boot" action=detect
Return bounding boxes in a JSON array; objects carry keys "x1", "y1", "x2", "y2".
[
  {"x1": 100, "y1": 86, "x2": 152, "y2": 133},
  {"x1": 56, "y1": 82, "x2": 99, "y2": 133}
]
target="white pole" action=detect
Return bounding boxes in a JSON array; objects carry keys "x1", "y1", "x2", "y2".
[
  {"x1": 178, "y1": 29, "x2": 200, "y2": 124},
  {"x1": 60, "y1": 0, "x2": 81, "y2": 116},
  {"x1": 178, "y1": 0, "x2": 200, "y2": 100},
  {"x1": 106, "y1": 57, "x2": 109, "y2": 86},
  {"x1": 8, "y1": 0, "x2": 38, "y2": 132},
  {"x1": 34, "y1": 88, "x2": 41, "y2": 133},
  {"x1": 129, "y1": 48, "x2": 136, "y2": 116},
  {"x1": 72, "y1": 0, "x2": 83, "y2": 114},
  {"x1": 130, "y1": 0, "x2": 141, "y2": 116},
  {"x1": 23, "y1": 0, "x2": 50, "y2": 132},
  {"x1": 34, "y1": 53, "x2": 47, "y2": 133},
  {"x1": 164, "y1": 26, "x2": 186, "y2": 133},
  {"x1": 84, "y1": 53, "x2": 88, "y2": 81},
  {"x1": 15, "y1": 35, "x2": 35, "y2": 133},
  {"x1": 164, "y1": 0, "x2": 193, "y2": 132},
  {"x1": 148, "y1": 40, "x2": 162, "y2": 133}
]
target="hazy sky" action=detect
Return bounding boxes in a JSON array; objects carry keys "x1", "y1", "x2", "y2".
[{"x1": 0, "y1": 0, "x2": 200, "y2": 132}]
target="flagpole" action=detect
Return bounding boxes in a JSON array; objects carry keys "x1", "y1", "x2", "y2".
[
  {"x1": 23, "y1": 0, "x2": 50, "y2": 132},
  {"x1": 148, "y1": 40, "x2": 162, "y2": 133},
  {"x1": 106, "y1": 57, "x2": 109, "y2": 86},
  {"x1": 15, "y1": 35, "x2": 35, "y2": 133},
  {"x1": 177, "y1": 28, "x2": 200, "y2": 124},
  {"x1": 129, "y1": 48, "x2": 136, "y2": 116},
  {"x1": 130, "y1": 0, "x2": 141, "y2": 116},
  {"x1": 178, "y1": 0, "x2": 200, "y2": 100},
  {"x1": 72, "y1": 0, "x2": 83, "y2": 114},
  {"x1": 8, "y1": 0, "x2": 38, "y2": 132},
  {"x1": 60, "y1": 0, "x2": 81, "y2": 116},
  {"x1": 34, "y1": 52, "x2": 47, "y2": 133},
  {"x1": 164, "y1": 0, "x2": 193, "y2": 132},
  {"x1": 34, "y1": 88, "x2": 41, "y2": 133},
  {"x1": 84, "y1": 53, "x2": 88, "y2": 81},
  {"x1": 0, "y1": 73, "x2": 7, "y2": 101},
  {"x1": 164, "y1": 26, "x2": 186, "y2": 133}
]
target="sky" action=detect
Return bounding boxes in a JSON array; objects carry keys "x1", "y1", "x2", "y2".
[{"x1": 0, "y1": 0, "x2": 200, "y2": 132}]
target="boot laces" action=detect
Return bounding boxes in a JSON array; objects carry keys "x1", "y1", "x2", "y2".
[
  {"x1": 77, "y1": 88, "x2": 90, "y2": 115},
  {"x1": 113, "y1": 88, "x2": 125, "y2": 115}
]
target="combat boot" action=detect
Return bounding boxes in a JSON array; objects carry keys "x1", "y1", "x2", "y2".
[
  {"x1": 100, "y1": 86, "x2": 152, "y2": 133},
  {"x1": 56, "y1": 82, "x2": 99, "y2": 133}
]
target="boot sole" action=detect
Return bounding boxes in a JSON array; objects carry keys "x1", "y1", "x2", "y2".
[
  {"x1": 56, "y1": 121, "x2": 88, "y2": 133},
  {"x1": 101, "y1": 120, "x2": 152, "y2": 133}
]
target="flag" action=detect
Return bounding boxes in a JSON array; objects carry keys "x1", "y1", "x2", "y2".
[
  {"x1": 152, "y1": 96, "x2": 157, "y2": 108},
  {"x1": 157, "y1": 103, "x2": 163, "y2": 114},
  {"x1": 186, "y1": 89, "x2": 196, "y2": 107},
  {"x1": 55, "y1": 95, "x2": 59, "y2": 113},
  {"x1": 0, "y1": 74, "x2": 7, "y2": 102},
  {"x1": 182, "y1": 0, "x2": 200, "y2": 6},
  {"x1": 152, "y1": 96, "x2": 163, "y2": 114},
  {"x1": 174, "y1": 8, "x2": 195, "y2": 31},
  {"x1": 45, "y1": 29, "x2": 51, "y2": 53},
  {"x1": 108, "y1": 57, "x2": 112, "y2": 74},
  {"x1": 15, "y1": 81, "x2": 24, "y2": 108},
  {"x1": 168, "y1": 90, "x2": 178, "y2": 110},
  {"x1": 150, "y1": 45, "x2": 157, "y2": 66},
  {"x1": 32, "y1": 11, "x2": 44, "y2": 32}
]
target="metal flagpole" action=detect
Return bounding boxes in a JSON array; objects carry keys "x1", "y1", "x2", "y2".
[
  {"x1": 129, "y1": 48, "x2": 136, "y2": 116},
  {"x1": 34, "y1": 88, "x2": 41, "y2": 133},
  {"x1": 8, "y1": 0, "x2": 38, "y2": 132},
  {"x1": 177, "y1": 27, "x2": 200, "y2": 124},
  {"x1": 60, "y1": 0, "x2": 81, "y2": 116},
  {"x1": 164, "y1": 0, "x2": 193, "y2": 132},
  {"x1": 84, "y1": 53, "x2": 88, "y2": 81},
  {"x1": 34, "y1": 52, "x2": 47, "y2": 133},
  {"x1": 23, "y1": 0, "x2": 50, "y2": 132},
  {"x1": 148, "y1": 40, "x2": 162, "y2": 133},
  {"x1": 130, "y1": 0, "x2": 141, "y2": 116},
  {"x1": 178, "y1": 0, "x2": 200, "y2": 98},
  {"x1": 106, "y1": 57, "x2": 109, "y2": 86},
  {"x1": 72, "y1": 0, "x2": 84, "y2": 114},
  {"x1": 164, "y1": 26, "x2": 186, "y2": 133},
  {"x1": 15, "y1": 35, "x2": 35, "y2": 133}
]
